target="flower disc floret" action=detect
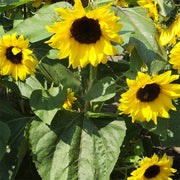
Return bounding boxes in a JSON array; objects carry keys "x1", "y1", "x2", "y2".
[
  {"x1": 118, "y1": 71, "x2": 180, "y2": 124},
  {"x1": 128, "y1": 153, "x2": 177, "y2": 180},
  {"x1": 46, "y1": 0, "x2": 123, "y2": 68},
  {"x1": 0, "y1": 33, "x2": 38, "y2": 81}
]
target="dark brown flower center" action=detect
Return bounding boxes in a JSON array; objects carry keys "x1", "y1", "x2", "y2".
[
  {"x1": 144, "y1": 165, "x2": 160, "y2": 178},
  {"x1": 5, "y1": 46, "x2": 22, "y2": 64},
  {"x1": 70, "y1": 16, "x2": 102, "y2": 44},
  {"x1": 136, "y1": 83, "x2": 160, "y2": 102}
]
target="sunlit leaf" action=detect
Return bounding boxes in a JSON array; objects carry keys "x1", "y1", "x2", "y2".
[
  {"x1": 86, "y1": 77, "x2": 116, "y2": 102},
  {"x1": 29, "y1": 111, "x2": 126, "y2": 180},
  {"x1": 30, "y1": 87, "x2": 67, "y2": 125}
]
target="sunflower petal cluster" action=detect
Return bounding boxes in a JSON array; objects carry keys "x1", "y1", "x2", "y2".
[
  {"x1": 46, "y1": 0, "x2": 123, "y2": 69},
  {"x1": 137, "y1": 0, "x2": 159, "y2": 22},
  {"x1": 0, "y1": 33, "x2": 38, "y2": 81},
  {"x1": 63, "y1": 88, "x2": 77, "y2": 110},
  {"x1": 169, "y1": 42, "x2": 180, "y2": 72},
  {"x1": 128, "y1": 153, "x2": 176, "y2": 180},
  {"x1": 118, "y1": 71, "x2": 180, "y2": 124},
  {"x1": 159, "y1": 15, "x2": 180, "y2": 46}
]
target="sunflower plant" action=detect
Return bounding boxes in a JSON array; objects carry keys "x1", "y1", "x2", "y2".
[{"x1": 0, "y1": 0, "x2": 180, "y2": 180}]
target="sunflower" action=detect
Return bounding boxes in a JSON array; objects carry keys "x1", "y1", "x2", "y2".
[
  {"x1": 63, "y1": 88, "x2": 77, "y2": 110},
  {"x1": 46, "y1": 0, "x2": 123, "y2": 69},
  {"x1": 137, "y1": 0, "x2": 159, "y2": 22},
  {"x1": 0, "y1": 33, "x2": 38, "y2": 81},
  {"x1": 128, "y1": 153, "x2": 177, "y2": 180},
  {"x1": 159, "y1": 15, "x2": 180, "y2": 46},
  {"x1": 116, "y1": 0, "x2": 129, "y2": 7},
  {"x1": 118, "y1": 71, "x2": 180, "y2": 124}
]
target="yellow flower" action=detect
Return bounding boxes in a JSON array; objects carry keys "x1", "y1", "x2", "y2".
[
  {"x1": 128, "y1": 153, "x2": 177, "y2": 180},
  {"x1": 137, "y1": 0, "x2": 159, "y2": 22},
  {"x1": 169, "y1": 41, "x2": 180, "y2": 72},
  {"x1": 159, "y1": 15, "x2": 180, "y2": 46},
  {"x1": 116, "y1": 0, "x2": 129, "y2": 7},
  {"x1": 46, "y1": 0, "x2": 123, "y2": 69},
  {"x1": 118, "y1": 71, "x2": 180, "y2": 124},
  {"x1": 63, "y1": 88, "x2": 77, "y2": 110},
  {"x1": 0, "y1": 33, "x2": 38, "y2": 81}
]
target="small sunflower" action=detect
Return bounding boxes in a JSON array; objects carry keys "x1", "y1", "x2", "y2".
[
  {"x1": 137, "y1": 0, "x2": 159, "y2": 22},
  {"x1": 128, "y1": 153, "x2": 177, "y2": 180},
  {"x1": 0, "y1": 33, "x2": 38, "y2": 81},
  {"x1": 159, "y1": 15, "x2": 180, "y2": 46},
  {"x1": 116, "y1": 0, "x2": 129, "y2": 7},
  {"x1": 118, "y1": 71, "x2": 180, "y2": 124},
  {"x1": 46, "y1": 0, "x2": 123, "y2": 69},
  {"x1": 63, "y1": 88, "x2": 77, "y2": 110}
]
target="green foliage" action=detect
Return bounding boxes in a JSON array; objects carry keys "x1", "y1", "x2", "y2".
[
  {"x1": 114, "y1": 6, "x2": 167, "y2": 71},
  {"x1": 0, "y1": 101, "x2": 31, "y2": 180},
  {"x1": 0, "y1": 0, "x2": 180, "y2": 179},
  {"x1": 86, "y1": 77, "x2": 116, "y2": 102},
  {"x1": 29, "y1": 112, "x2": 126, "y2": 180},
  {"x1": 30, "y1": 87, "x2": 67, "y2": 125}
]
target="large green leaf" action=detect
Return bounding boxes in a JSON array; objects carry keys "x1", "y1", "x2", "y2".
[
  {"x1": 86, "y1": 77, "x2": 116, "y2": 102},
  {"x1": 0, "y1": 101, "x2": 31, "y2": 180},
  {"x1": 30, "y1": 87, "x2": 67, "y2": 125},
  {"x1": 114, "y1": 6, "x2": 167, "y2": 71},
  {"x1": 8, "y1": 2, "x2": 72, "y2": 42},
  {"x1": 0, "y1": 121, "x2": 11, "y2": 161},
  {"x1": 29, "y1": 111, "x2": 126, "y2": 180}
]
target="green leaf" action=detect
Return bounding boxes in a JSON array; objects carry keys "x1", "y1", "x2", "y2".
[
  {"x1": 30, "y1": 87, "x2": 67, "y2": 125},
  {"x1": 163, "y1": 101, "x2": 180, "y2": 146},
  {"x1": 140, "y1": 118, "x2": 169, "y2": 141},
  {"x1": 0, "y1": 101, "x2": 31, "y2": 180},
  {"x1": 29, "y1": 111, "x2": 126, "y2": 180},
  {"x1": 156, "y1": 0, "x2": 173, "y2": 17},
  {"x1": 114, "y1": 6, "x2": 167, "y2": 70},
  {"x1": 41, "y1": 58, "x2": 81, "y2": 91},
  {"x1": 0, "y1": 121, "x2": 11, "y2": 161},
  {"x1": 17, "y1": 76, "x2": 44, "y2": 99},
  {"x1": 134, "y1": 139, "x2": 144, "y2": 155},
  {"x1": 86, "y1": 77, "x2": 116, "y2": 102},
  {"x1": 150, "y1": 60, "x2": 166, "y2": 74},
  {"x1": 0, "y1": 0, "x2": 31, "y2": 12},
  {"x1": 8, "y1": 2, "x2": 72, "y2": 42},
  {"x1": 129, "y1": 47, "x2": 143, "y2": 71}
]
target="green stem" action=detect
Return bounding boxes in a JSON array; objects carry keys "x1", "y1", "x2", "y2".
[
  {"x1": 114, "y1": 73, "x2": 125, "y2": 84},
  {"x1": 38, "y1": 63, "x2": 55, "y2": 84},
  {"x1": 89, "y1": 65, "x2": 97, "y2": 83},
  {"x1": 84, "y1": 65, "x2": 97, "y2": 112}
]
